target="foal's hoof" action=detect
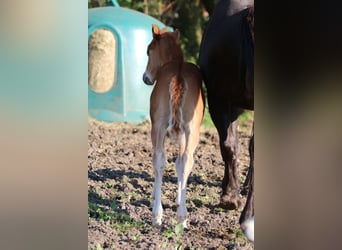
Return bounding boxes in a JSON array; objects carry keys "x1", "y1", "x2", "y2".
[
  {"x1": 176, "y1": 216, "x2": 188, "y2": 229},
  {"x1": 220, "y1": 194, "x2": 241, "y2": 210},
  {"x1": 152, "y1": 216, "x2": 162, "y2": 227}
]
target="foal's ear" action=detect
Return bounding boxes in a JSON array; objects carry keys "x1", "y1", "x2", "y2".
[{"x1": 152, "y1": 24, "x2": 160, "y2": 37}]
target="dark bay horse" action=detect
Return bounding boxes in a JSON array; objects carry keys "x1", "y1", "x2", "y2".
[
  {"x1": 199, "y1": 0, "x2": 254, "y2": 226},
  {"x1": 143, "y1": 24, "x2": 205, "y2": 228}
]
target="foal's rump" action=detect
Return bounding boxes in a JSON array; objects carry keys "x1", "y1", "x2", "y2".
[{"x1": 150, "y1": 62, "x2": 204, "y2": 136}]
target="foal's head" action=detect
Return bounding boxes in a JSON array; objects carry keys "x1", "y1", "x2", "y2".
[{"x1": 143, "y1": 24, "x2": 183, "y2": 85}]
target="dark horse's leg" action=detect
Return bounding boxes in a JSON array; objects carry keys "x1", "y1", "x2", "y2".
[
  {"x1": 240, "y1": 126, "x2": 254, "y2": 224},
  {"x1": 211, "y1": 106, "x2": 242, "y2": 210}
]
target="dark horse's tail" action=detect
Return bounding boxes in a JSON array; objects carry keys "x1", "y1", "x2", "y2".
[{"x1": 169, "y1": 63, "x2": 185, "y2": 138}]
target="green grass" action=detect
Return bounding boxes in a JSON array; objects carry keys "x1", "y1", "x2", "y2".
[
  {"x1": 238, "y1": 110, "x2": 253, "y2": 123},
  {"x1": 190, "y1": 194, "x2": 213, "y2": 208},
  {"x1": 161, "y1": 221, "x2": 184, "y2": 250},
  {"x1": 111, "y1": 215, "x2": 147, "y2": 233},
  {"x1": 202, "y1": 105, "x2": 215, "y2": 128},
  {"x1": 227, "y1": 226, "x2": 248, "y2": 249},
  {"x1": 162, "y1": 220, "x2": 185, "y2": 238},
  {"x1": 202, "y1": 108, "x2": 253, "y2": 129},
  {"x1": 88, "y1": 202, "x2": 116, "y2": 221},
  {"x1": 88, "y1": 201, "x2": 147, "y2": 233}
]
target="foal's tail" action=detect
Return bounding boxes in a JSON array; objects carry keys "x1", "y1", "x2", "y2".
[{"x1": 169, "y1": 72, "x2": 186, "y2": 137}]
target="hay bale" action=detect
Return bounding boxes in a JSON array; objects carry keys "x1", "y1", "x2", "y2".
[{"x1": 88, "y1": 29, "x2": 116, "y2": 93}]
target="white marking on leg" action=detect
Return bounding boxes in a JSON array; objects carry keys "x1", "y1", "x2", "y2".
[
  {"x1": 177, "y1": 153, "x2": 193, "y2": 228},
  {"x1": 152, "y1": 150, "x2": 165, "y2": 226},
  {"x1": 177, "y1": 186, "x2": 188, "y2": 228},
  {"x1": 175, "y1": 133, "x2": 186, "y2": 206},
  {"x1": 177, "y1": 127, "x2": 199, "y2": 228},
  {"x1": 175, "y1": 156, "x2": 182, "y2": 206}
]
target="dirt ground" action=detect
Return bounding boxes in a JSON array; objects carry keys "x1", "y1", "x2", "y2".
[{"x1": 88, "y1": 115, "x2": 254, "y2": 250}]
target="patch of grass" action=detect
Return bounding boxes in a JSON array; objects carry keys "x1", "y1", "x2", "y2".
[
  {"x1": 132, "y1": 233, "x2": 141, "y2": 242},
  {"x1": 202, "y1": 105, "x2": 214, "y2": 128},
  {"x1": 112, "y1": 216, "x2": 147, "y2": 233},
  {"x1": 229, "y1": 226, "x2": 248, "y2": 247},
  {"x1": 191, "y1": 198, "x2": 203, "y2": 207},
  {"x1": 104, "y1": 179, "x2": 115, "y2": 188},
  {"x1": 189, "y1": 188, "x2": 215, "y2": 209},
  {"x1": 88, "y1": 202, "x2": 116, "y2": 221},
  {"x1": 238, "y1": 110, "x2": 254, "y2": 123},
  {"x1": 214, "y1": 207, "x2": 225, "y2": 213},
  {"x1": 126, "y1": 191, "x2": 137, "y2": 202},
  {"x1": 140, "y1": 192, "x2": 150, "y2": 200},
  {"x1": 88, "y1": 201, "x2": 147, "y2": 233},
  {"x1": 159, "y1": 242, "x2": 170, "y2": 249},
  {"x1": 202, "y1": 108, "x2": 253, "y2": 129},
  {"x1": 118, "y1": 190, "x2": 138, "y2": 203},
  {"x1": 162, "y1": 229, "x2": 175, "y2": 239},
  {"x1": 174, "y1": 223, "x2": 184, "y2": 236},
  {"x1": 192, "y1": 190, "x2": 214, "y2": 204},
  {"x1": 162, "y1": 220, "x2": 185, "y2": 250},
  {"x1": 233, "y1": 226, "x2": 245, "y2": 238}
]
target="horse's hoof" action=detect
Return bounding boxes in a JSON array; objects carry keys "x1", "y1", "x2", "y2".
[
  {"x1": 220, "y1": 194, "x2": 241, "y2": 210},
  {"x1": 152, "y1": 216, "x2": 162, "y2": 226}
]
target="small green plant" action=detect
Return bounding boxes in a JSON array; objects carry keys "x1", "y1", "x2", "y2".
[
  {"x1": 160, "y1": 242, "x2": 170, "y2": 249},
  {"x1": 112, "y1": 210, "x2": 147, "y2": 233},
  {"x1": 162, "y1": 229, "x2": 175, "y2": 239},
  {"x1": 234, "y1": 227, "x2": 245, "y2": 238},
  {"x1": 88, "y1": 203, "x2": 116, "y2": 221},
  {"x1": 132, "y1": 233, "x2": 141, "y2": 242},
  {"x1": 231, "y1": 226, "x2": 248, "y2": 246},
  {"x1": 127, "y1": 191, "x2": 137, "y2": 202},
  {"x1": 175, "y1": 223, "x2": 183, "y2": 234},
  {"x1": 104, "y1": 179, "x2": 115, "y2": 188},
  {"x1": 89, "y1": 200, "x2": 147, "y2": 233},
  {"x1": 190, "y1": 193, "x2": 213, "y2": 207},
  {"x1": 161, "y1": 221, "x2": 185, "y2": 249},
  {"x1": 214, "y1": 207, "x2": 225, "y2": 213},
  {"x1": 96, "y1": 243, "x2": 103, "y2": 250}
]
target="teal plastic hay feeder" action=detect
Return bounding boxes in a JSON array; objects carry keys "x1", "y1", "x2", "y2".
[{"x1": 88, "y1": 1, "x2": 168, "y2": 123}]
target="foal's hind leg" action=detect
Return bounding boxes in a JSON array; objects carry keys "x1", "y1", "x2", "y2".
[
  {"x1": 175, "y1": 127, "x2": 200, "y2": 228},
  {"x1": 151, "y1": 123, "x2": 167, "y2": 226},
  {"x1": 175, "y1": 133, "x2": 186, "y2": 207}
]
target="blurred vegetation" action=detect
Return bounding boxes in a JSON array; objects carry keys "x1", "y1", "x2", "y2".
[{"x1": 88, "y1": 0, "x2": 219, "y2": 64}]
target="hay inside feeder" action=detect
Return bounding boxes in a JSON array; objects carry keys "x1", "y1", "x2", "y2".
[{"x1": 88, "y1": 29, "x2": 116, "y2": 93}]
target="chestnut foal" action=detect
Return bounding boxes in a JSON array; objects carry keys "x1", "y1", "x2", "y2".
[{"x1": 143, "y1": 24, "x2": 204, "y2": 228}]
